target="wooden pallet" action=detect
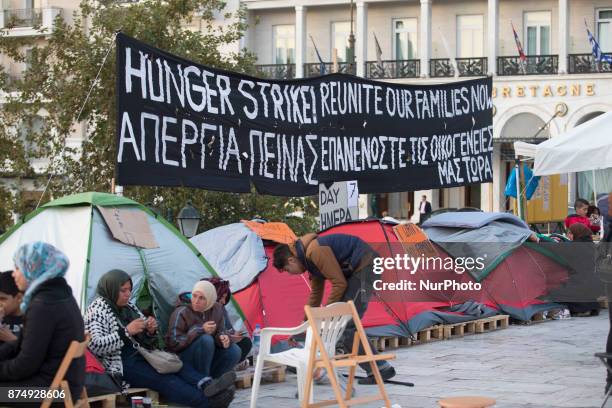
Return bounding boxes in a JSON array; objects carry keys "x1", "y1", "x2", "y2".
[
  {"x1": 369, "y1": 325, "x2": 443, "y2": 351},
  {"x1": 443, "y1": 320, "x2": 477, "y2": 340},
  {"x1": 474, "y1": 315, "x2": 509, "y2": 333},
  {"x1": 235, "y1": 362, "x2": 286, "y2": 389},
  {"x1": 411, "y1": 325, "x2": 444, "y2": 345},
  {"x1": 369, "y1": 336, "x2": 400, "y2": 351}
]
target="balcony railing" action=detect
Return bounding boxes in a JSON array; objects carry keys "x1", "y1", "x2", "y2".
[
  {"x1": 497, "y1": 55, "x2": 558, "y2": 76},
  {"x1": 365, "y1": 59, "x2": 420, "y2": 79},
  {"x1": 2, "y1": 8, "x2": 42, "y2": 28},
  {"x1": 429, "y1": 57, "x2": 487, "y2": 77},
  {"x1": 304, "y1": 62, "x2": 356, "y2": 78},
  {"x1": 456, "y1": 57, "x2": 488, "y2": 76},
  {"x1": 255, "y1": 64, "x2": 296, "y2": 80},
  {"x1": 568, "y1": 53, "x2": 612, "y2": 74}
]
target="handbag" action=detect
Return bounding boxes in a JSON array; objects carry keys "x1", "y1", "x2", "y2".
[
  {"x1": 117, "y1": 316, "x2": 183, "y2": 374},
  {"x1": 135, "y1": 345, "x2": 183, "y2": 374}
]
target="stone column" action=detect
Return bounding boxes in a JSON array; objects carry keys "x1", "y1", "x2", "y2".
[
  {"x1": 487, "y1": 0, "x2": 498, "y2": 75},
  {"x1": 356, "y1": 1, "x2": 368, "y2": 77},
  {"x1": 420, "y1": 0, "x2": 432, "y2": 77},
  {"x1": 558, "y1": 0, "x2": 569, "y2": 74},
  {"x1": 295, "y1": 5, "x2": 307, "y2": 78}
]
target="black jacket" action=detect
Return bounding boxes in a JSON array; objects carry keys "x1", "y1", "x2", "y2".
[{"x1": 0, "y1": 277, "x2": 85, "y2": 398}]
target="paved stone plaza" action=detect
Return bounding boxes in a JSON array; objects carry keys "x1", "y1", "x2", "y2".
[{"x1": 234, "y1": 312, "x2": 609, "y2": 408}]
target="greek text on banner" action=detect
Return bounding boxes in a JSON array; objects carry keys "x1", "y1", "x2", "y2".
[{"x1": 115, "y1": 33, "x2": 494, "y2": 196}]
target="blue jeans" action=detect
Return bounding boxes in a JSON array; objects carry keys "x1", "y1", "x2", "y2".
[
  {"x1": 122, "y1": 349, "x2": 210, "y2": 408},
  {"x1": 180, "y1": 335, "x2": 241, "y2": 378}
]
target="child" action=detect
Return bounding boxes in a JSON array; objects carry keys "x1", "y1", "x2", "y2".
[
  {"x1": 588, "y1": 205, "x2": 602, "y2": 234},
  {"x1": 565, "y1": 198, "x2": 592, "y2": 231},
  {"x1": 0, "y1": 270, "x2": 23, "y2": 343}
]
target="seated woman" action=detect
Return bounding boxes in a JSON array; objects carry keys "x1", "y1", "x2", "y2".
[
  {"x1": 207, "y1": 278, "x2": 252, "y2": 367},
  {"x1": 85, "y1": 270, "x2": 235, "y2": 408},
  {"x1": 0, "y1": 242, "x2": 85, "y2": 401},
  {"x1": 166, "y1": 280, "x2": 241, "y2": 384}
]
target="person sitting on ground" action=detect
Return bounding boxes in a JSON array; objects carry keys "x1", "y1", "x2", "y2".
[
  {"x1": 0, "y1": 242, "x2": 85, "y2": 400},
  {"x1": 0, "y1": 271, "x2": 23, "y2": 344},
  {"x1": 588, "y1": 205, "x2": 602, "y2": 234},
  {"x1": 166, "y1": 280, "x2": 241, "y2": 390},
  {"x1": 273, "y1": 233, "x2": 396, "y2": 385},
  {"x1": 565, "y1": 198, "x2": 592, "y2": 231},
  {"x1": 567, "y1": 222, "x2": 594, "y2": 242},
  {"x1": 205, "y1": 278, "x2": 252, "y2": 369},
  {"x1": 85, "y1": 269, "x2": 235, "y2": 408}
]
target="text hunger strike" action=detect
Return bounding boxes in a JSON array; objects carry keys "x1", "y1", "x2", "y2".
[{"x1": 123, "y1": 46, "x2": 492, "y2": 125}]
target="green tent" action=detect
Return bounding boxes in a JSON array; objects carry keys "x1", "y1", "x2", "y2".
[{"x1": 0, "y1": 192, "x2": 244, "y2": 330}]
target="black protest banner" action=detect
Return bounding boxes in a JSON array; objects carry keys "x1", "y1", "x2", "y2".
[{"x1": 116, "y1": 33, "x2": 493, "y2": 196}]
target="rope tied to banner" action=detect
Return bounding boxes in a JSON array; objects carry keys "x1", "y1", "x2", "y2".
[{"x1": 35, "y1": 31, "x2": 119, "y2": 209}]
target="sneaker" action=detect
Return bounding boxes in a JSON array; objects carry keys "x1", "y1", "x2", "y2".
[
  {"x1": 358, "y1": 366, "x2": 396, "y2": 385},
  {"x1": 235, "y1": 359, "x2": 249, "y2": 371},
  {"x1": 203, "y1": 371, "x2": 237, "y2": 397},
  {"x1": 209, "y1": 385, "x2": 235, "y2": 408}
]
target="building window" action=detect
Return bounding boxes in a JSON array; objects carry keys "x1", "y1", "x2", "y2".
[
  {"x1": 524, "y1": 11, "x2": 551, "y2": 55},
  {"x1": 331, "y1": 21, "x2": 352, "y2": 62},
  {"x1": 272, "y1": 25, "x2": 295, "y2": 64},
  {"x1": 598, "y1": 9, "x2": 612, "y2": 52},
  {"x1": 25, "y1": 48, "x2": 34, "y2": 71},
  {"x1": 393, "y1": 18, "x2": 417, "y2": 60},
  {"x1": 456, "y1": 15, "x2": 484, "y2": 58},
  {"x1": 18, "y1": 115, "x2": 45, "y2": 154}
]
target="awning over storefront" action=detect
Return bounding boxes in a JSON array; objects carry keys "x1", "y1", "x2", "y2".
[{"x1": 514, "y1": 110, "x2": 612, "y2": 176}]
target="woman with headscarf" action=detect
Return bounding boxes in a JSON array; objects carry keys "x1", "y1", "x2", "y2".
[
  {"x1": 166, "y1": 280, "x2": 241, "y2": 385},
  {"x1": 0, "y1": 242, "x2": 85, "y2": 400},
  {"x1": 205, "y1": 278, "x2": 252, "y2": 368},
  {"x1": 85, "y1": 269, "x2": 235, "y2": 408}
]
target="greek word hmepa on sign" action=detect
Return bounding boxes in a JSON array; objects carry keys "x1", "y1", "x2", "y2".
[{"x1": 319, "y1": 181, "x2": 359, "y2": 230}]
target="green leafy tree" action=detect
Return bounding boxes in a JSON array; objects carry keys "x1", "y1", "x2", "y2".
[{"x1": 0, "y1": 0, "x2": 318, "y2": 235}]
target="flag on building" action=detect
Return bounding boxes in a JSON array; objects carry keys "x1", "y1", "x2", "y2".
[
  {"x1": 373, "y1": 32, "x2": 385, "y2": 75},
  {"x1": 310, "y1": 35, "x2": 326, "y2": 75},
  {"x1": 585, "y1": 20, "x2": 612, "y2": 64},
  {"x1": 511, "y1": 21, "x2": 527, "y2": 62}
]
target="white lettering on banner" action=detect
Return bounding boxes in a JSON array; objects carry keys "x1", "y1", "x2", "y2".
[
  {"x1": 118, "y1": 37, "x2": 494, "y2": 192},
  {"x1": 123, "y1": 46, "x2": 491, "y2": 125},
  {"x1": 117, "y1": 111, "x2": 493, "y2": 188}
]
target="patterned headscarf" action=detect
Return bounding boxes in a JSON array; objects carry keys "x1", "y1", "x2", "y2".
[
  {"x1": 203, "y1": 277, "x2": 231, "y2": 304},
  {"x1": 13, "y1": 242, "x2": 69, "y2": 313}
]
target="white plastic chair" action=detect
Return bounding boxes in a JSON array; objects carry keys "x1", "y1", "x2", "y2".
[{"x1": 249, "y1": 303, "x2": 352, "y2": 408}]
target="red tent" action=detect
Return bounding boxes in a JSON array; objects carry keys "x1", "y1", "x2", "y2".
[{"x1": 223, "y1": 218, "x2": 570, "y2": 343}]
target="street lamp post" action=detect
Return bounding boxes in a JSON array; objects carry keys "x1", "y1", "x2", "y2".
[{"x1": 176, "y1": 201, "x2": 201, "y2": 238}]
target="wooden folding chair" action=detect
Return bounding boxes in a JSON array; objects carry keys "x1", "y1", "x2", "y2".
[
  {"x1": 41, "y1": 334, "x2": 91, "y2": 408},
  {"x1": 302, "y1": 301, "x2": 396, "y2": 408}
]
